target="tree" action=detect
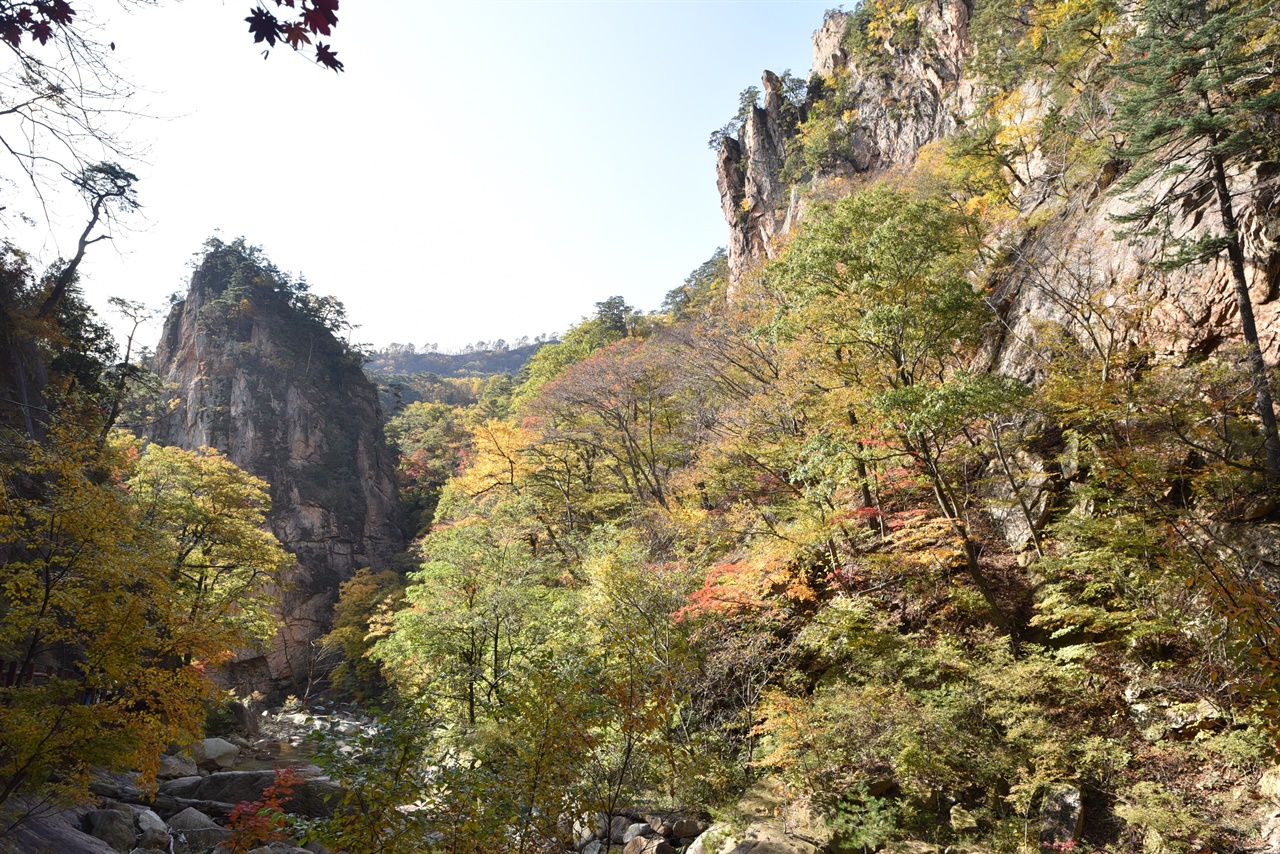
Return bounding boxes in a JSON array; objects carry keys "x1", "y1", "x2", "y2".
[
  {"x1": 124, "y1": 439, "x2": 290, "y2": 649},
  {"x1": 385, "y1": 400, "x2": 470, "y2": 535},
  {"x1": 662, "y1": 248, "x2": 728, "y2": 321},
  {"x1": 320, "y1": 567, "x2": 405, "y2": 701},
  {"x1": 769, "y1": 187, "x2": 1022, "y2": 636},
  {"x1": 37, "y1": 163, "x2": 139, "y2": 319},
  {"x1": 374, "y1": 513, "x2": 553, "y2": 727},
  {"x1": 532, "y1": 339, "x2": 689, "y2": 513},
  {"x1": 0, "y1": 418, "x2": 282, "y2": 825},
  {"x1": 512, "y1": 299, "x2": 646, "y2": 409},
  {"x1": 1110, "y1": 0, "x2": 1280, "y2": 484}
]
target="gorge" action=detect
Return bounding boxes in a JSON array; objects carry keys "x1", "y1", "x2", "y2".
[{"x1": 4, "y1": 1, "x2": 1280, "y2": 853}]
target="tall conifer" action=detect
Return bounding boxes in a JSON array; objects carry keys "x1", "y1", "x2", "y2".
[{"x1": 1111, "y1": 0, "x2": 1280, "y2": 483}]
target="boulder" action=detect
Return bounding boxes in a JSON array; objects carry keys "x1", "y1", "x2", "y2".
[
  {"x1": 883, "y1": 844, "x2": 940, "y2": 854},
  {"x1": 672, "y1": 817, "x2": 709, "y2": 838},
  {"x1": 167, "y1": 806, "x2": 229, "y2": 854},
  {"x1": 135, "y1": 827, "x2": 170, "y2": 850},
  {"x1": 1258, "y1": 809, "x2": 1280, "y2": 853},
  {"x1": 157, "y1": 775, "x2": 203, "y2": 795},
  {"x1": 192, "y1": 737, "x2": 240, "y2": 770},
  {"x1": 229, "y1": 700, "x2": 261, "y2": 737},
  {"x1": 1163, "y1": 699, "x2": 1227, "y2": 738},
  {"x1": 157, "y1": 752, "x2": 199, "y2": 780},
  {"x1": 1259, "y1": 766, "x2": 1280, "y2": 804},
  {"x1": 688, "y1": 821, "x2": 817, "y2": 854},
  {"x1": 135, "y1": 810, "x2": 167, "y2": 835},
  {"x1": 160, "y1": 770, "x2": 341, "y2": 818},
  {"x1": 611, "y1": 815, "x2": 633, "y2": 844},
  {"x1": 624, "y1": 837, "x2": 675, "y2": 854},
  {"x1": 572, "y1": 816, "x2": 597, "y2": 847},
  {"x1": 583, "y1": 842, "x2": 604, "y2": 854},
  {"x1": 88, "y1": 769, "x2": 143, "y2": 801},
  {"x1": 624, "y1": 822, "x2": 652, "y2": 843},
  {"x1": 949, "y1": 804, "x2": 979, "y2": 832},
  {"x1": 5, "y1": 802, "x2": 119, "y2": 853},
  {"x1": 83, "y1": 809, "x2": 136, "y2": 852},
  {"x1": 1040, "y1": 784, "x2": 1084, "y2": 844},
  {"x1": 647, "y1": 814, "x2": 674, "y2": 836}
]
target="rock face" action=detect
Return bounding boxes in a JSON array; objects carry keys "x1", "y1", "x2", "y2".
[
  {"x1": 984, "y1": 162, "x2": 1280, "y2": 376},
  {"x1": 716, "y1": 5, "x2": 1280, "y2": 368},
  {"x1": 718, "y1": 0, "x2": 975, "y2": 288},
  {"x1": 717, "y1": 71, "x2": 795, "y2": 292},
  {"x1": 148, "y1": 243, "x2": 405, "y2": 687}
]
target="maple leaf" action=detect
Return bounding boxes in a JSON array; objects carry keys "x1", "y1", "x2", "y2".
[
  {"x1": 15, "y1": 7, "x2": 32, "y2": 25},
  {"x1": 30, "y1": 20, "x2": 51, "y2": 44},
  {"x1": 43, "y1": 0, "x2": 74, "y2": 25},
  {"x1": 1, "y1": 22, "x2": 21, "y2": 46},
  {"x1": 315, "y1": 41, "x2": 343, "y2": 72},
  {"x1": 281, "y1": 21, "x2": 310, "y2": 48},
  {"x1": 245, "y1": 7, "x2": 279, "y2": 46},
  {"x1": 302, "y1": 3, "x2": 335, "y2": 35}
]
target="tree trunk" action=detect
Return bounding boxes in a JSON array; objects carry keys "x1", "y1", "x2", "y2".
[{"x1": 1208, "y1": 149, "x2": 1280, "y2": 487}]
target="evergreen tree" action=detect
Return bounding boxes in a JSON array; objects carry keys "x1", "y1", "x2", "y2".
[{"x1": 1110, "y1": 0, "x2": 1280, "y2": 483}]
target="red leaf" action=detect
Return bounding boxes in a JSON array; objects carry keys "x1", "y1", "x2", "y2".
[
  {"x1": 245, "y1": 7, "x2": 279, "y2": 45},
  {"x1": 314, "y1": 41, "x2": 343, "y2": 71},
  {"x1": 40, "y1": 0, "x2": 74, "y2": 25},
  {"x1": 30, "y1": 20, "x2": 52, "y2": 43},
  {"x1": 281, "y1": 21, "x2": 310, "y2": 48},
  {"x1": 302, "y1": 4, "x2": 334, "y2": 34}
]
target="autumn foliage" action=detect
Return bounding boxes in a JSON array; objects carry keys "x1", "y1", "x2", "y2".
[
  {"x1": 222, "y1": 766, "x2": 302, "y2": 853},
  {"x1": 244, "y1": 0, "x2": 345, "y2": 71}
]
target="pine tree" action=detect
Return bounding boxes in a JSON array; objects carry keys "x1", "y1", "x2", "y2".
[{"x1": 1111, "y1": 0, "x2": 1280, "y2": 484}]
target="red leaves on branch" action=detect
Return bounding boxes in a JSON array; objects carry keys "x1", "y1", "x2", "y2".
[
  {"x1": 0, "y1": 0, "x2": 343, "y2": 71},
  {"x1": 245, "y1": 0, "x2": 343, "y2": 71},
  {"x1": 0, "y1": 0, "x2": 75, "y2": 47},
  {"x1": 223, "y1": 766, "x2": 302, "y2": 853}
]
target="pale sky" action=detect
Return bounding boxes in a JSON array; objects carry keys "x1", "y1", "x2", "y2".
[{"x1": 5, "y1": 0, "x2": 834, "y2": 352}]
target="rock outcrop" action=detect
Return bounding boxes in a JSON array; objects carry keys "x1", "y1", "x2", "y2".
[
  {"x1": 716, "y1": 1, "x2": 1280, "y2": 366},
  {"x1": 984, "y1": 162, "x2": 1280, "y2": 377},
  {"x1": 718, "y1": 0, "x2": 975, "y2": 287},
  {"x1": 148, "y1": 243, "x2": 405, "y2": 687},
  {"x1": 717, "y1": 71, "x2": 795, "y2": 291}
]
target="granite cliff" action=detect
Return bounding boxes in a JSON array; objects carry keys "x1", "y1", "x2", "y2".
[
  {"x1": 148, "y1": 242, "x2": 405, "y2": 688},
  {"x1": 716, "y1": 0, "x2": 1280, "y2": 367}
]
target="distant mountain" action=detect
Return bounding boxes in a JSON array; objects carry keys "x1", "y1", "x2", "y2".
[{"x1": 365, "y1": 343, "x2": 546, "y2": 379}]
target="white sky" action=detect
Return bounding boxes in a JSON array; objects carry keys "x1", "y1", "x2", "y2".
[{"x1": 5, "y1": 0, "x2": 833, "y2": 352}]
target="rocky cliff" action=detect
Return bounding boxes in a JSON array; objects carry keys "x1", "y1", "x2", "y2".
[
  {"x1": 148, "y1": 242, "x2": 405, "y2": 688},
  {"x1": 718, "y1": 1, "x2": 975, "y2": 290},
  {"x1": 716, "y1": 1, "x2": 1280, "y2": 366}
]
